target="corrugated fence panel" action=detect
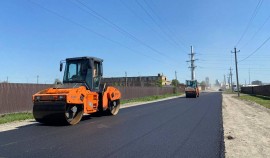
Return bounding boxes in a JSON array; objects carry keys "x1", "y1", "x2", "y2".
[
  {"x1": 241, "y1": 85, "x2": 270, "y2": 97},
  {"x1": 0, "y1": 83, "x2": 184, "y2": 114},
  {"x1": 0, "y1": 83, "x2": 51, "y2": 115},
  {"x1": 117, "y1": 87, "x2": 184, "y2": 100}
]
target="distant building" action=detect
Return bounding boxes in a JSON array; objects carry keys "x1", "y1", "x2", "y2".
[
  {"x1": 251, "y1": 80, "x2": 262, "y2": 86},
  {"x1": 215, "y1": 79, "x2": 221, "y2": 87},
  {"x1": 102, "y1": 73, "x2": 168, "y2": 87},
  {"x1": 205, "y1": 77, "x2": 210, "y2": 87}
]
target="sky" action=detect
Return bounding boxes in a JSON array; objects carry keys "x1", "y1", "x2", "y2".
[{"x1": 1, "y1": 0, "x2": 270, "y2": 85}]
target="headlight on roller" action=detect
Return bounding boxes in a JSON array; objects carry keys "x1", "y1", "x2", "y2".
[
  {"x1": 58, "y1": 95, "x2": 66, "y2": 101},
  {"x1": 35, "y1": 96, "x2": 41, "y2": 101}
]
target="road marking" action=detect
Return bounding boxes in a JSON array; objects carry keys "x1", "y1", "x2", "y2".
[{"x1": 1, "y1": 142, "x2": 17, "y2": 147}]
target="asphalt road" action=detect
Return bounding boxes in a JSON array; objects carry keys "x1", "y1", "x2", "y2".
[{"x1": 0, "y1": 92, "x2": 224, "y2": 158}]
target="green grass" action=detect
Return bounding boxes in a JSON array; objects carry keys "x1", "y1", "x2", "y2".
[
  {"x1": 222, "y1": 89, "x2": 237, "y2": 94},
  {"x1": 121, "y1": 93, "x2": 183, "y2": 104},
  {"x1": 235, "y1": 94, "x2": 270, "y2": 109},
  {"x1": 0, "y1": 113, "x2": 34, "y2": 124}
]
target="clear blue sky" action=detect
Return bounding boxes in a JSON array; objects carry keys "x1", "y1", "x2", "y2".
[{"x1": 1, "y1": 0, "x2": 270, "y2": 85}]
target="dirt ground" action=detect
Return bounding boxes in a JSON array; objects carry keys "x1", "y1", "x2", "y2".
[{"x1": 222, "y1": 94, "x2": 270, "y2": 158}]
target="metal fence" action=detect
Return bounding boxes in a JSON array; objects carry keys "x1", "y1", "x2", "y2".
[
  {"x1": 118, "y1": 86, "x2": 184, "y2": 100},
  {"x1": 241, "y1": 85, "x2": 270, "y2": 97},
  {"x1": 0, "y1": 83, "x2": 51, "y2": 115},
  {"x1": 0, "y1": 83, "x2": 184, "y2": 115}
]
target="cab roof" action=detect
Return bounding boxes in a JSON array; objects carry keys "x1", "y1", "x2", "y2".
[{"x1": 66, "y1": 56, "x2": 103, "y2": 62}]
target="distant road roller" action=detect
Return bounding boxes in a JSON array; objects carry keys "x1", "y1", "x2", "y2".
[
  {"x1": 32, "y1": 56, "x2": 121, "y2": 125},
  {"x1": 185, "y1": 80, "x2": 200, "y2": 98}
]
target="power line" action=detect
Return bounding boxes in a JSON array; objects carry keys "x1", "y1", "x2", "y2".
[
  {"x1": 72, "y1": 0, "x2": 179, "y2": 63},
  {"x1": 235, "y1": 0, "x2": 263, "y2": 47},
  {"x1": 141, "y1": 0, "x2": 188, "y2": 51},
  {"x1": 239, "y1": 35, "x2": 270, "y2": 63},
  {"x1": 28, "y1": 0, "x2": 175, "y2": 66},
  {"x1": 240, "y1": 10, "x2": 270, "y2": 49},
  {"x1": 119, "y1": 0, "x2": 187, "y2": 52}
]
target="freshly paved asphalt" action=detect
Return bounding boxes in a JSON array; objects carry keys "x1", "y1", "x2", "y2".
[{"x1": 0, "y1": 92, "x2": 224, "y2": 158}]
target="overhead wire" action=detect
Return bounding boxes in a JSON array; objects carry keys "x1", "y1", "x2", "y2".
[
  {"x1": 119, "y1": 0, "x2": 186, "y2": 52},
  {"x1": 142, "y1": 0, "x2": 188, "y2": 51},
  {"x1": 135, "y1": 0, "x2": 188, "y2": 53},
  {"x1": 28, "y1": 0, "x2": 176, "y2": 67},
  {"x1": 239, "y1": 35, "x2": 270, "y2": 63},
  {"x1": 235, "y1": 0, "x2": 263, "y2": 47},
  {"x1": 72, "y1": 0, "x2": 179, "y2": 64},
  {"x1": 240, "y1": 11, "x2": 270, "y2": 49}
]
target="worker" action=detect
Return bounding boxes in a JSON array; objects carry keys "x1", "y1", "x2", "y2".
[{"x1": 93, "y1": 64, "x2": 99, "y2": 90}]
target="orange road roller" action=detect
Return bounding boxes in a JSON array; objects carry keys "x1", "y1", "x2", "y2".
[{"x1": 32, "y1": 56, "x2": 121, "y2": 125}]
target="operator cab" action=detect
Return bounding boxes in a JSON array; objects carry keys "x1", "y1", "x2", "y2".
[
  {"x1": 186, "y1": 80, "x2": 198, "y2": 88},
  {"x1": 60, "y1": 56, "x2": 103, "y2": 91}
]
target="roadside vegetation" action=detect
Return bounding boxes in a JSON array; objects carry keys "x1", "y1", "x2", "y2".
[
  {"x1": 0, "y1": 113, "x2": 33, "y2": 124},
  {"x1": 236, "y1": 94, "x2": 270, "y2": 109},
  {"x1": 222, "y1": 89, "x2": 237, "y2": 94},
  {"x1": 223, "y1": 89, "x2": 270, "y2": 109},
  {"x1": 0, "y1": 93, "x2": 183, "y2": 124}
]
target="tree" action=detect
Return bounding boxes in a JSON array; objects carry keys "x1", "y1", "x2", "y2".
[
  {"x1": 200, "y1": 81, "x2": 206, "y2": 86},
  {"x1": 156, "y1": 79, "x2": 163, "y2": 87},
  {"x1": 171, "y1": 79, "x2": 180, "y2": 87}
]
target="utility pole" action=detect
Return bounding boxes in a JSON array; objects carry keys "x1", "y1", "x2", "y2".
[
  {"x1": 223, "y1": 74, "x2": 226, "y2": 89},
  {"x1": 227, "y1": 75, "x2": 230, "y2": 88},
  {"x1": 229, "y1": 67, "x2": 233, "y2": 92},
  {"x1": 187, "y1": 46, "x2": 197, "y2": 80},
  {"x1": 125, "y1": 72, "x2": 127, "y2": 87},
  {"x1": 6, "y1": 76, "x2": 8, "y2": 83},
  {"x1": 249, "y1": 68, "x2": 250, "y2": 85},
  {"x1": 175, "y1": 71, "x2": 178, "y2": 86},
  {"x1": 37, "y1": 75, "x2": 39, "y2": 84},
  {"x1": 231, "y1": 47, "x2": 240, "y2": 97},
  {"x1": 175, "y1": 71, "x2": 178, "y2": 93}
]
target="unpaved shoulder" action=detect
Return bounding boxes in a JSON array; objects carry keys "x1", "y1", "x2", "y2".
[{"x1": 222, "y1": 94, "x2": 270, "y2": 158}]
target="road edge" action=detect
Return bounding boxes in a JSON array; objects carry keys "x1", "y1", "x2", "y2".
[{"x1": 0, "y1": 94, "x2": 185, "y2": 132}]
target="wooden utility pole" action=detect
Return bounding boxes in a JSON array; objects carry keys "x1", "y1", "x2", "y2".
[
  {"x1": 125, "y1": 72, "x2": 127, "y2": 87},
  {"x1": 175, "y1": 71, "x2": 178, "y2": 87},
  {"x1": 229, "y1": 67, "x2": 233, "y2": 92},
  {"x1": 231, "y1": 47, "x2": 240, "y2": 97}
]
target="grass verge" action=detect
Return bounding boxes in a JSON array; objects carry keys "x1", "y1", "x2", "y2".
[
  {"x1": 0, "y1": 113, "x2": 33, "y2": 124},
  {"x1": 0, "y1": 93, "x2": 183, "y2": 124},
  {"x1": 222, "y1": 89, "x2": 237, "y2": 94},
  {"x1": 121, "y1": 93, "x2": 183, "y2": 104},
  {"x1": 235, "y1": 94, "x2": 270, "y2": 109}
]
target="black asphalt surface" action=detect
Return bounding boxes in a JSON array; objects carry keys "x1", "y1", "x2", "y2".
[{"x1": 0, "y1": 92, "x2": 224, "y2": 158}]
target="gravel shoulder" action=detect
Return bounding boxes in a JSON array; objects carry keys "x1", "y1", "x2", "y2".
[{"x1": 222, "y1": 94, "x2": 270, "y2": 158}]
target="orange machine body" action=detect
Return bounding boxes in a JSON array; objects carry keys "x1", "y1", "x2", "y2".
[
  {"x1": 33, "y1": 85, "x2": 121, "y2": 114},
  {"x1": 32, "y1": 56, "x2": 121, "y2": 125},
  {"x1": 185, "y1": 80, "x2": 200, "y2": 98}
]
